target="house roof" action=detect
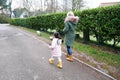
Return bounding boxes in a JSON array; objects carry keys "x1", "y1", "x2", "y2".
[{"x1": 99, "y1": 1, "x2": 120, "y2": 7}]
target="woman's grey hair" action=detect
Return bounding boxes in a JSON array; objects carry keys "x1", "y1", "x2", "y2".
[{"x1": 67, "y1": 11, "x2": 74, "y2": 17}]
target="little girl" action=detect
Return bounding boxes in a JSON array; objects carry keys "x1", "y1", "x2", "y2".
[{"x1": 49, "y1": 32, "x2": 62, "y2": 69}]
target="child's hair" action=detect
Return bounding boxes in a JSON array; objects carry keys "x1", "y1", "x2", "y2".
[{"x1": 54, "y1": 32, "x2": 61, "y2": 39}]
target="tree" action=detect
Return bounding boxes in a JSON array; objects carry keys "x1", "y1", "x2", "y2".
[
  {"x1": 72, "y1": 0, "x2": 84, "y2": 11},
  {"x1": 63, "y1": 0, "x2": 71, "y2": 11},
  {"x1": 0, "y1": 0, "x2": 13, "y2": 18},
  {"x1": 8, "y1": 0, "x2": 12, "y2": 18},
  {"x1": 0, "y1": 0, "x2": 7, "y2": 13},
  {"x1": 23, "y1": 0, "x2": 33, "y2": 17},
  {"x1": 13, "y1": 8, "x2": 27, "y2": 18},
  {"x1": 0, "y1": 0, "x2": 7, "y2": 7},
  {"x1": 63, "y1": 0, "x2": 84, "y2": 12},
  {"x1": 44, "y1": 0, "x2": 58, "y2": 13}
]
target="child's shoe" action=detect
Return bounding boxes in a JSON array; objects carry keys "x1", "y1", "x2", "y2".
[
  {"x1": 49, "y1": 58, "x2": 54, "y2": 64},
  {"x1": 57, "y1": 61, "x2": 62, "y2": 69}
]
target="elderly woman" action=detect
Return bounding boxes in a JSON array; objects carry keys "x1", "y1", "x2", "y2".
[{"x1": 63, "y1": 11, "x2": 79, "y2": 61}]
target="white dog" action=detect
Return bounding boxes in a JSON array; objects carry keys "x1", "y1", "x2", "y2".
[{"x1": 36, "y1": 31, "x2": 41, "y2": 36}]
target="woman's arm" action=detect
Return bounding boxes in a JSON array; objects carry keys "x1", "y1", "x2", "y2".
[{"x1": 63, "y1": 22, "x2": 69, "y2": 33}]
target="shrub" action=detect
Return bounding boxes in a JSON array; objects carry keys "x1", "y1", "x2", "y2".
[
  {"x1": 0, "y1": 14, "x2": 9, "y2": 23},
  {"x1": 9, "y1": 4, "x2": 120, "y2": 47}
]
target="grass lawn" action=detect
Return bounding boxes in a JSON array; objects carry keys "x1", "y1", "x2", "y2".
[
  {"x1": 79, "y1": 32, "x2": 120, "y2": 47},
  {"x1": 73, "y1": 42, "x2": 120, "y2": 68}
]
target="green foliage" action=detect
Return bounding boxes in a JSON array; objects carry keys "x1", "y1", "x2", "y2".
[
  {"x1": 79, "y1": 4, "x2": 120, "y2": 46},
  {"x1": 9, "y1": 4, "x2": 120, "y2": 47},
  {"x1": 9, "y1": 18, "x2": 27, "y2": 27},
  {"x1": 10, "y1": 12, "x2": 66, "y2": 32},
  {"x1": 0, "y1": 14, "x2": 9, "y2": 23},
  {"x1": 0, "y1": 0, "x2": 7, "y2": 10},
  {"x1": 0, "y1": 0, "x2": 7, "y2": 6}
]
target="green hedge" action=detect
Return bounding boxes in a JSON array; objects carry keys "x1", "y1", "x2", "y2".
[
  {"x1": 0, "y1": 14, "x2": 9, "y2": 23},
  {"x1": 9, "y1": 4, "x2": 120, "y2": 47},
  {"x1": 81, "y1": 5, "x2": 120, "y2": 46}
]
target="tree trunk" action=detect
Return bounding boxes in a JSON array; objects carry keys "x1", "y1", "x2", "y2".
[
  {"x1": 83, "y1": 28, "x2": 90, "y2": 43},
  {"x1": 72, "y1": 0, "x2": 75, "y2": 11}
]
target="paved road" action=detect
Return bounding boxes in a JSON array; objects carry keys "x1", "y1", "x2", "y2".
[{"x1": 0, "y1": 24, "x2": 115, "y2": 80}]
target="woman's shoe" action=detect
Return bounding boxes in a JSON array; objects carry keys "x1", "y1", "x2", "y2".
[
  {"x1": 65, "y1": 53, "x2": 69, "y2": 58},
  {"x1": 66, "y1": 56, "x2": 73, "y2": 62}
]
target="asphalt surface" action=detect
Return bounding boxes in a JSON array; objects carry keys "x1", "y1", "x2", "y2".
[{"x1": 0, "y1": 24, "x2": 115, "y2": 80}]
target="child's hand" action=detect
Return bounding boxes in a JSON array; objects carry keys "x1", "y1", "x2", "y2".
[
  {"x1": 49, "y1": 45, "x2": 54, "y2": 50},
  {"x1": 49, "y1": 44, "x2": 51, "y2": 48}
]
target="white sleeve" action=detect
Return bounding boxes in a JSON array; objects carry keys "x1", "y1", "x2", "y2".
[
  {"x1": 57, "y1": 39, "x2": 62, "y2": 45},
  {"x1": 49, "y1": 39, "x2": 56, "y2": 49}
]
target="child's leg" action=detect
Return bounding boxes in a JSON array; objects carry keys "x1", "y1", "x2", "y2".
[
  {"x1": 57, "y1": 56, "x2": 62, "y2": 69},
  {"x1": 50, "y1": 55, "x2": 54, "y2": 59},
  {"x1": 58, "y1": 56, "x2": 62, "y2": 62}
]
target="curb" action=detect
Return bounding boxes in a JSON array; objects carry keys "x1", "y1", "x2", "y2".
[{"x1": 73, "y1": 56, "x2": 117, "y2": 80}]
